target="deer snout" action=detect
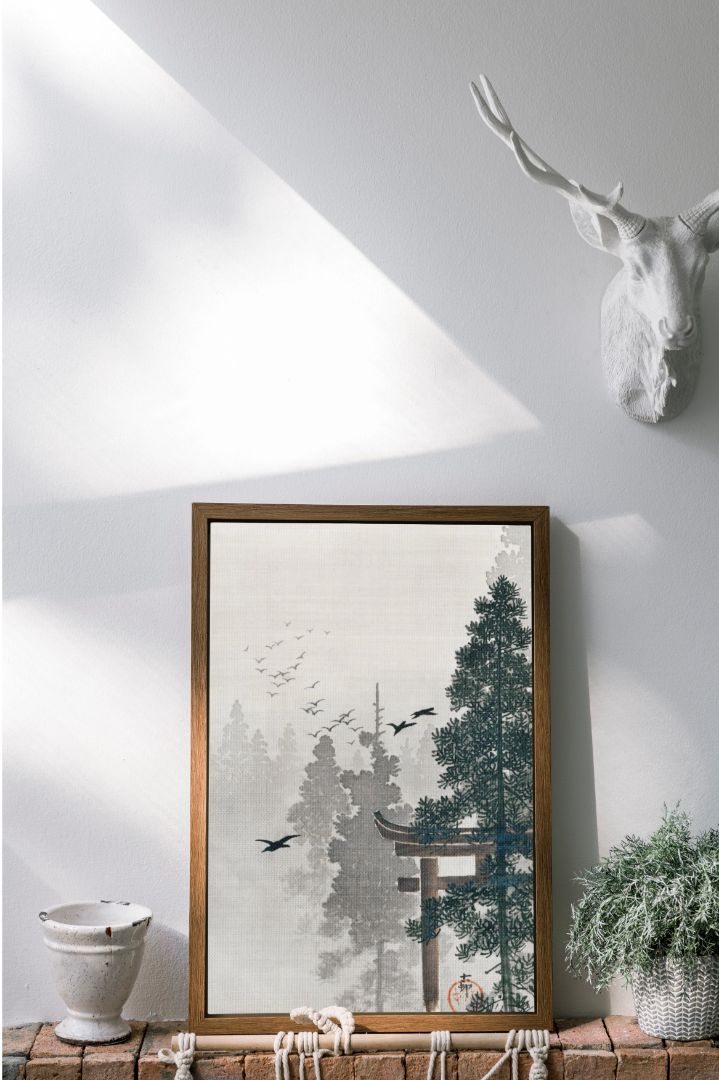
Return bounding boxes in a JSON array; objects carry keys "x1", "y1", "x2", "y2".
[{"x1": 658, "y1": 315, "x2": 697, "y2": 347}]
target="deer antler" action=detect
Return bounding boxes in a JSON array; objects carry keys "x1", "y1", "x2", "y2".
[
  {"x1": 679, "y1": 190, "x2": 719, "y2": 236},
  {"x1": 470, "y1": 75, "x2": 645, "y2": 240}
]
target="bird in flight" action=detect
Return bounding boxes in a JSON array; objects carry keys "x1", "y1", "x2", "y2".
[
  {"x1": 338, "y1": 709, "x2": 355, "y2": 720},
  {"x1": 307, "y1": 707, "x2": 324, "y2": 716},
  {"x1": 307, "y1": 698, "x2": 325, "y2": 707},
  {"x1": 243, "y1": 645, "x2": 249, "y2": 652},
  {"x1": 305, "y1": 681, "x2": 320, "y2": 689},
  {"x1": 411, "y1": 707, "x2": 437, "y2": 719},
  {"x1": 255, "y1": 835, "x2": 300, "y2": 852},
  {"x1": 308, "y1": 729, "x2": 325, "y2": 738},
  {"x1": 267, "y1": 691, "x2": 278, "y2": 698},
  {"x1": 294, "y1": 635, "x2": 304, "y2": 640},
  {"x1": 256, "y1": 667, "x2": 267, "y2": 674},
  {"x1": 306, "y1": 628, "x2": 314, "y2": 634},
  {"x1": 389, "y1": 720, "x2": 417, "y2": 735},
  {"x1": 289, "y1": 663, "x2": 301, "y2": 671},
  {"x1": 296, "y1": 652, "x2": 306, "y2": 659},
  {"x1": 323, "y1": 629, "x2": 331, "y2": 635},
  {"x1": 255, "y1": 657, "x2": 267, "y2": 664},
  {"x1": 284, "y1": 620, "x2": 292, "y2": 627}
]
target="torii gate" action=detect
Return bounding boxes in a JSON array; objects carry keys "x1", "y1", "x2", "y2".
[{"x1": 373, "y1": 811, "x2": 492, "y2": 1012}]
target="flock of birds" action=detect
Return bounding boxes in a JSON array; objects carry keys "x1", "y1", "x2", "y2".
[
  {"x1": 244, "y1": 621, "x2": 331, "y2": 702},
  {"x1": 244, "y1": 620, "x2": 439, "y2": 854}
]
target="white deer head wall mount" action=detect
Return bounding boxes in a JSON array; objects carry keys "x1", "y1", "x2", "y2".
[{"x1": 471, "y1": 76, "x2": 719, "y2": 423}]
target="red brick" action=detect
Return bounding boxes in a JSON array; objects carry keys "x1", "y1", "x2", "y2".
[
  {"x1": 308, "y1": 1058, "x2": 354, "y2": 1080},
  {"x1": 353, "y1": 1053, "x2": 404, "y2": 1080},
  {"x1": 3, "y1": 1058, "x2": 27, "y2": 1080},
  {"x1": 3, "y1": 1026, "x2": 42, "y2": 1057},
  {"x1": 26, "y1": 1059, "x2": 82, "y2": 1080},
  {"x1": 615, "y1": 1049, "x2": 666, "y2": 1079},
  {"x1": 557, "y1": 1021, "x2": 612, "y2": 1052},
  {"x1": 81, "y1": 1053, "x2": 135, "y2": 1080},
  {"x1": 138, "y1": 1024, "x2": 188, "y2": 1060},
  {"x1": 407, "y1": 1051, "x2": 458, "y2": 1080},
  {"x1": 518, "y1": 1048, "x2": 565, "y2": 1079},
  {"x1": 563, "y1": 1050, "x2": 617, "y2": 1078},
  {"x1": 604, "y1": 1018, "x2": 662, "y2": 1050},
  {"x1": 667, "y1": 1045, "x2": 719, "y2": 1078},
  {"x1": 458, "y1": 1051, "x2": 509, "y2": 1079},
  {"x1": 242, "y1": 1055, "x2": 275, "y2": 1080},
  {"x1": 137, "y1": 1058, "x2": 179, "y2": 1080},
  {"x1": 193, "y1": 1057, "x2": 245, "y2": 1080},
  {"x1": 29, "y1": 1029, "x2": 82, "y2": 1060},
  {"x1": 84, "y1": 1024, "x2": 147, "y2": 1057}
]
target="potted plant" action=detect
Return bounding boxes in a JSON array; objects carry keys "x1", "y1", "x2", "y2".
[{"x1": 566, "y1": 806, "x2": 719, "y2": 1040}]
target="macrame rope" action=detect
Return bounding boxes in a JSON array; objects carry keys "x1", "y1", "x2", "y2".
[
  {"x1": 476, "y1": 1029, "x2": 550, "y2": 1080},
  {"x1": 157, "y1": 1032, "x2": 196, "y2": 1080},
  {"x1": 279, "y1": 1006, "x2": 355, "y2": 1080},
  {"x1": 158, "y1": 1018, "x2": 549, "y2": 1080},
  {"x1": 274, "y1": 1031, "x2": 295, "y2": 1080},
  {"x1": 427, "y1": 1030, "x2": 451, "y2": 1080}
]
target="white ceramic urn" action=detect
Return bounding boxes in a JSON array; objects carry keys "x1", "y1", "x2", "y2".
[{"x1": 39, "y1": 901, "x2": 152, "y2": 1044}]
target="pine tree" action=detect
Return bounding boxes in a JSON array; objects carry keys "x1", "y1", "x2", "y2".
[
  {"x1": 211, "y1": 700, "x2": 251, "y2": 815},
  {"x1": 320, "y1": 685, "x2": 417, "y2": 1011},
  {"x1": 286, "y1": 734, "x2": 351, "y2": 909},
  {"x1": 277, "y1": 723, "x2": 301, "y2": 790},
  {"x1": 406, "y1": 576, "x2": 534, "y2": 1012}
]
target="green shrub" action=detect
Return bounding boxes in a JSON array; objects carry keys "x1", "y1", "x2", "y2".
[{"x1": 566, "y1": 806, "x2": 719, "y2": 991}]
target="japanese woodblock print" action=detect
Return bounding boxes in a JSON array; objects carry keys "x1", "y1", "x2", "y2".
[{"x1": 190, "y1": 505, "x2": 551, "y2": 1032}]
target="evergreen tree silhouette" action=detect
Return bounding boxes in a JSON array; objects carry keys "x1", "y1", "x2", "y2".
[
  {"x1": 277, "y1": 723, "x2": 301, "y2": 790},
  {"x1": 406, "y1": 576, "x2": 534, "y2": 1012},
  {"x1": 211, "y1": 700, "x2": 250, "y2": 816},
  {"x1": 286, "y1": 734, "x2": 351, "y2": 909},
  {"x1": 320, "y1": 684, "x2": 417, "y2": 1010}
]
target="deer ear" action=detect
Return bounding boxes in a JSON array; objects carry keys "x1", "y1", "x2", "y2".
[
  {"x1": 704, "y1": 209, "x2": 719, "y2": 253},
  {"x1": 569, "y1": 202, "x2": 622, "y2": 254}
]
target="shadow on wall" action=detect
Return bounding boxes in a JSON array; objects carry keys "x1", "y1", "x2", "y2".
[
  {"x1": 4, "y1": 0, "x2": 540, "y2": 512},
  {"x1": 3, "y1": 762, "x2": 188, "y2": 1022},
  {"x1": 125, "y1": 921, "x2": 188, "y2": 1023},
  {"x1": 549, "y1": 520, "x2": 610, "y2": 1018}
]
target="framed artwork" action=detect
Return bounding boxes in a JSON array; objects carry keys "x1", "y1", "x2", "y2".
[{"x1": 190, "y1": 504, "x2": 551, "y2": 1033}]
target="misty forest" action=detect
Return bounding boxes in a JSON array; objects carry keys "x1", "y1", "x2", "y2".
[{"x1": 208, "y1": 571, "x2": 535, "y2": 1014}]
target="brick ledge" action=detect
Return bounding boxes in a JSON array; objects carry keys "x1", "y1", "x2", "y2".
[{"x1": 3, "y1": 1018, "x2": 719, "y2": 1079}]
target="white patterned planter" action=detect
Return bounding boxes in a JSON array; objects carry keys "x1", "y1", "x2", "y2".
[
  {"x1": 632, "y1": 955, "x2": 719, "y2": 1040},
  {"x1": 39, "y1": 901, "x2": 152, "y2": 1044}
]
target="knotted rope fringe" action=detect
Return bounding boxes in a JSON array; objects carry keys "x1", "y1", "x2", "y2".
[
  {"x1": 427, "y1": 1030, "x2": 451, "y2": 1080},
  {"x1": 159, "y1": 1020, "x2": 549, "y2": 1080},
  {"x1": 274, "y1": 1007, "x2": 356, "y2": 1080},
  {"x1": 275, "y1": 1030, "x2": 333, "y2": 1080},
  {"x1": 157, "y1": 1032, "x2": 196, "y2": 1080},
  {"x1": 477, "y1": 1029, "x2": 550, "y2": 1080}
]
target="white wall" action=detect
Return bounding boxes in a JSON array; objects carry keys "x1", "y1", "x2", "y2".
[{"x1": 4, "y1": 0, "x2": 718, "y2": 1023}]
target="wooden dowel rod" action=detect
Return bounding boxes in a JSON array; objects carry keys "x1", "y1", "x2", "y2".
[{"x1": 172, "y1": 1032, "x2": 513, "y2": 1052}]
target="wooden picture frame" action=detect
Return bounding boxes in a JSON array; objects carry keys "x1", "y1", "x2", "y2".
[{"x1": 190, "y1": 504, "x2": 551, "y2": 1033}]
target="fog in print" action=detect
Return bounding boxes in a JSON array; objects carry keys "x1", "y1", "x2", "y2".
[{"x1": 207, "y1": 521, "x2": 534, "y2": 1014}]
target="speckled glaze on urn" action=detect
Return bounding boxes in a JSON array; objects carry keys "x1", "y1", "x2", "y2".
[{"x1": 39, "y1": 901, "x2": 152, "y2": 1044}]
